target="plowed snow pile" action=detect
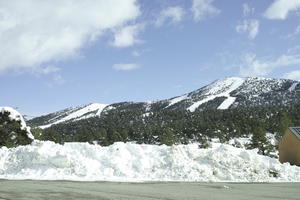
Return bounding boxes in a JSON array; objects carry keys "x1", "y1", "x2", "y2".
[{"x1": 0, "y1": 141, "x2": 299, "y2": 182}]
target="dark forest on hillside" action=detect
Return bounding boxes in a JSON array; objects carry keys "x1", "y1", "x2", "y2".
[{"x1": 29, "y1": 104, "x2": 298, "y2": 156}]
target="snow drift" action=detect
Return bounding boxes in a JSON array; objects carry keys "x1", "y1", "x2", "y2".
[{"x1": 0, "y1": 141, "x2": 300, "y2": 182}]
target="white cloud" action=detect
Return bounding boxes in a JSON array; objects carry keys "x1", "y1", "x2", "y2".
[
  {"x1": 33, "y1": 65, "x2": 60, "y2": 75},
  {"x1": 264, "y1": 0, "x2": 300, "y2": 20},
  {"x1": 112, "y1": 24, "x2": 144, "y2": 48},
  {"x1": 243, "y1": 3, "x2": 254, "y2": 17},
  {"x1": 236, "y1": 19, "x2": 260, "y2": 39},
  {"x1": 0, "y1": 0, "x2": 140, "y2": 73},
  {"x1": 240, "y1": 52, "x2": 300, "y2": 77},
  {"x1": 112, "y1": 63, "x2": 140, "y2": 71},
  {"x1": 283, "y1": 70, "x2": 300, "y2": 80},
  {"x1": 192, "y1": 0, "x2": 220, "y2": 21},
  {"x1": 155, "y1": 6, "x2": 184, "y2": 27}
]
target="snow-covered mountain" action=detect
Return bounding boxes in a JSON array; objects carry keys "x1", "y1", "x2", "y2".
[
  {"x1": 29, "y1": 103, "x2": 108, "y2": 129},
  {"x1": 165, "y1": 77, "x2": 300, "y2": 111},
  {"x1": 28, "y1": 77, "x2": 300, "y2": 128}
]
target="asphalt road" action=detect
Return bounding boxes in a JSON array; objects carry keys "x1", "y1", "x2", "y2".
[{"x1": 0, "y1": 180, "x2": 299, "y2": 200}]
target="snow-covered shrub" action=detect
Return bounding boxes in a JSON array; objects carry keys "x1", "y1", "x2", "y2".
[{"x1": 0, "y1": 107, "x2": 34, "y2": 147}]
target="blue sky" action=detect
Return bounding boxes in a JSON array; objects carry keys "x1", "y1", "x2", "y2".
[{"x1": 0, "y1": 0, "x2": 300, "y2": 116}]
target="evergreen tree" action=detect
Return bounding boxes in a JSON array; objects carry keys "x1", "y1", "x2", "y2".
[
  {"x1": 277, "y1": 112, "x2": 293, "y2": 138},
  {"x1": 0, "y1": 111, "x2": 33, "y2": 147},
  {"x1": 31, "y1": 127, "x2": 44, "y2": 140},
  {"x1": 159, "y1": 127, "x2": 178, "y2": 146},
  {"x1": 250, "y1": 126, "x2": 270, "y2": 155}
]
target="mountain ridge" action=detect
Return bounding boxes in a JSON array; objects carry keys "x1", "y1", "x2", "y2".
[{"x1": 28, "y1": 76, "x2": 300, "y2": 128}]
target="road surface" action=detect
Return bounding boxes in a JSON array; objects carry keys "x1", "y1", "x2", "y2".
[{"x1": 0, "y1": 180, "x2": 299, "y2": 200}]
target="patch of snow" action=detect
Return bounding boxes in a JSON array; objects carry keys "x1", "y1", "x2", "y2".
[
  {"x1": 0, "y1": 107, "x2": 34, "y2": 140},
  {"x1": 167, "y1": 95, "x2": 188, "y2": 107},
  {"x1": 95, "y1": 104, "x2": 109, "y2": 116},
  {"x1": 211, "y1": 138, "x2": 220, "y2": 143},
  {"x1": 218, "y1": 97, "x2": 237, "y2": 110},
  {"x1": 288, "y1": 82, "x2": 298, "y2": 92},
  {"x1": 266, "y1": 133, "x2": 277, "y2": 146},
  {"x1": 188, "y1": 95, "x2": 219, "y2": 112},
  {"x1": 103, "y1": 105, "x2": 115, "y2": 112},
  {"x1": 145, "y1": 102, "x2": 152, "y2": 112},
  {"x1": 0, "y1": 141, "x2": 299, "y2": 182},
  {"x1": 188, "y1": 77, "x2": 245, "y2": 112},
  {"x1": 142, "y1": 112, "x2": 151, "y2": 118},
  {"x1": 40, "y1": 103, "x2": 108, "y2": 129},
  {"x1": 228, "y1": 137, "x2": 251, "y2": 148},
  {"x1": 39, "y1": 124, "x2": 52, "y2": 129}
]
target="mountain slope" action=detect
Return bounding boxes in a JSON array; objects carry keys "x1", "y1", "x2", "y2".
[
  {"x1": 166, "y1": 77, "x2": 299, "y2": 110},
  {"x1": 29, "y1": 103, "x2": 108, "y2": 128},
  {"x1": 28, "y1": 77, "x2": 300, "y2": 128}
]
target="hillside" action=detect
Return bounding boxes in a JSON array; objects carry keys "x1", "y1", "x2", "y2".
[
  {"x1": 28, "y1": 77, "x2": 300, "y2": 128},
  {"x1": 29, "y1": 103, "x2": 108, "y2": 129}
]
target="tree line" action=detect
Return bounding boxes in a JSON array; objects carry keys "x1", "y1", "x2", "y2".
[{"x1": 30, "y1": 104, "x2": 298, "y2": 156}]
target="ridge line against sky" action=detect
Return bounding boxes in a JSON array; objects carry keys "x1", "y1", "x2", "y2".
[{"x1": 0, "y1": 0, "x2": 300, "y2": 116}]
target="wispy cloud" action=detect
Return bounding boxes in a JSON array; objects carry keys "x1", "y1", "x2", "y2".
[
  {"x1": 46, "y1": 74, "x2": 66, "y2": 88},
  {"x1": 33, "y1": 65, "x2": 60, "y2": 75},
  {"x1": 53, "y1": 74, "x2": 65, "y2": 85},
  {"x1": 283, "y1": 70, "x2": 300, "y2": 80},
  {"x1": 264, "y1": 0, "x2": 300, "y2": 20},
  {"x1": 112, "y1": 24, "x2": 145, "y2": 48},
  {"x1": 155, "y1": 6, "x2": 184, "y2": 27},
  {"x1": 242, "y1": 3, "x2": 254, "y2": 17},
  {"x1": 132, "y1": 50, "x2": 141, "y2": 57},
  {"x1": 0, "y1": 0, "x2": 140, "y2": 74},
  {"x1": 112, "y1": 63, "x2": 140, "y2": 71},
  {"x1": 191, "y1": 0, "x2": 220, "y2": 22},
  {"x1": 240, "y1": 50, "x2": 300, "y2": 77},
  {"x1": 236, "y1": 19, "x2": 260, "y2": 39}
]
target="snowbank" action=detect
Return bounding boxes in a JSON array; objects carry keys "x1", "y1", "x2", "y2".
[
  {"x1": 0, "y1": 107, "x2": 34, "y2": 140},
  {"x1": 0, "y1": 141, "x2": 299, "y2": 182}
]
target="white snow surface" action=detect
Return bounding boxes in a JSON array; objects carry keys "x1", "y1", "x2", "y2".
[
  {"x1": 289, "y1": 82, "x2": 298, "y2": 92},
  {"x1": 0, "y1": 107, "x2": 34, "y2": 140},
  {"x1": 40, "y1": 103, "x2": 108, "y2": 129},
  {"x1": 0, "y1": 141, "x2": 300, "y2": 182},
  {"x1": 167, "y1": 95, "x2": 188, "y2": 107},
  {"x1": 188, "y1": 77, "x2": 245, "y2": 111},
  {"x1": 217, "y1": 97, "x2": 237, "y2": 110}
]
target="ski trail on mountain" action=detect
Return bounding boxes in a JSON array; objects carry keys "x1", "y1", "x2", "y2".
[
  {"x1": 40, "y1": 103, "x2": 108, "y2": 129},
  {"x1": 188, "y1": 78, "x2": 245, "y2": 112}
]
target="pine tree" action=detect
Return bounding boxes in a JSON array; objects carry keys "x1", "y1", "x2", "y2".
[
  {"x1": 0, "y1": 111, "x2": 33, "y2": 147},
  {"x1": 159, "y1": 127, "x2": 178, "y2": 146},
  {"x1": 250, "y1": 126, "x2": 270, "y2": 155},
  {"x1": 277, "y1": 112, "x2": 293, "y2": 138}
]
